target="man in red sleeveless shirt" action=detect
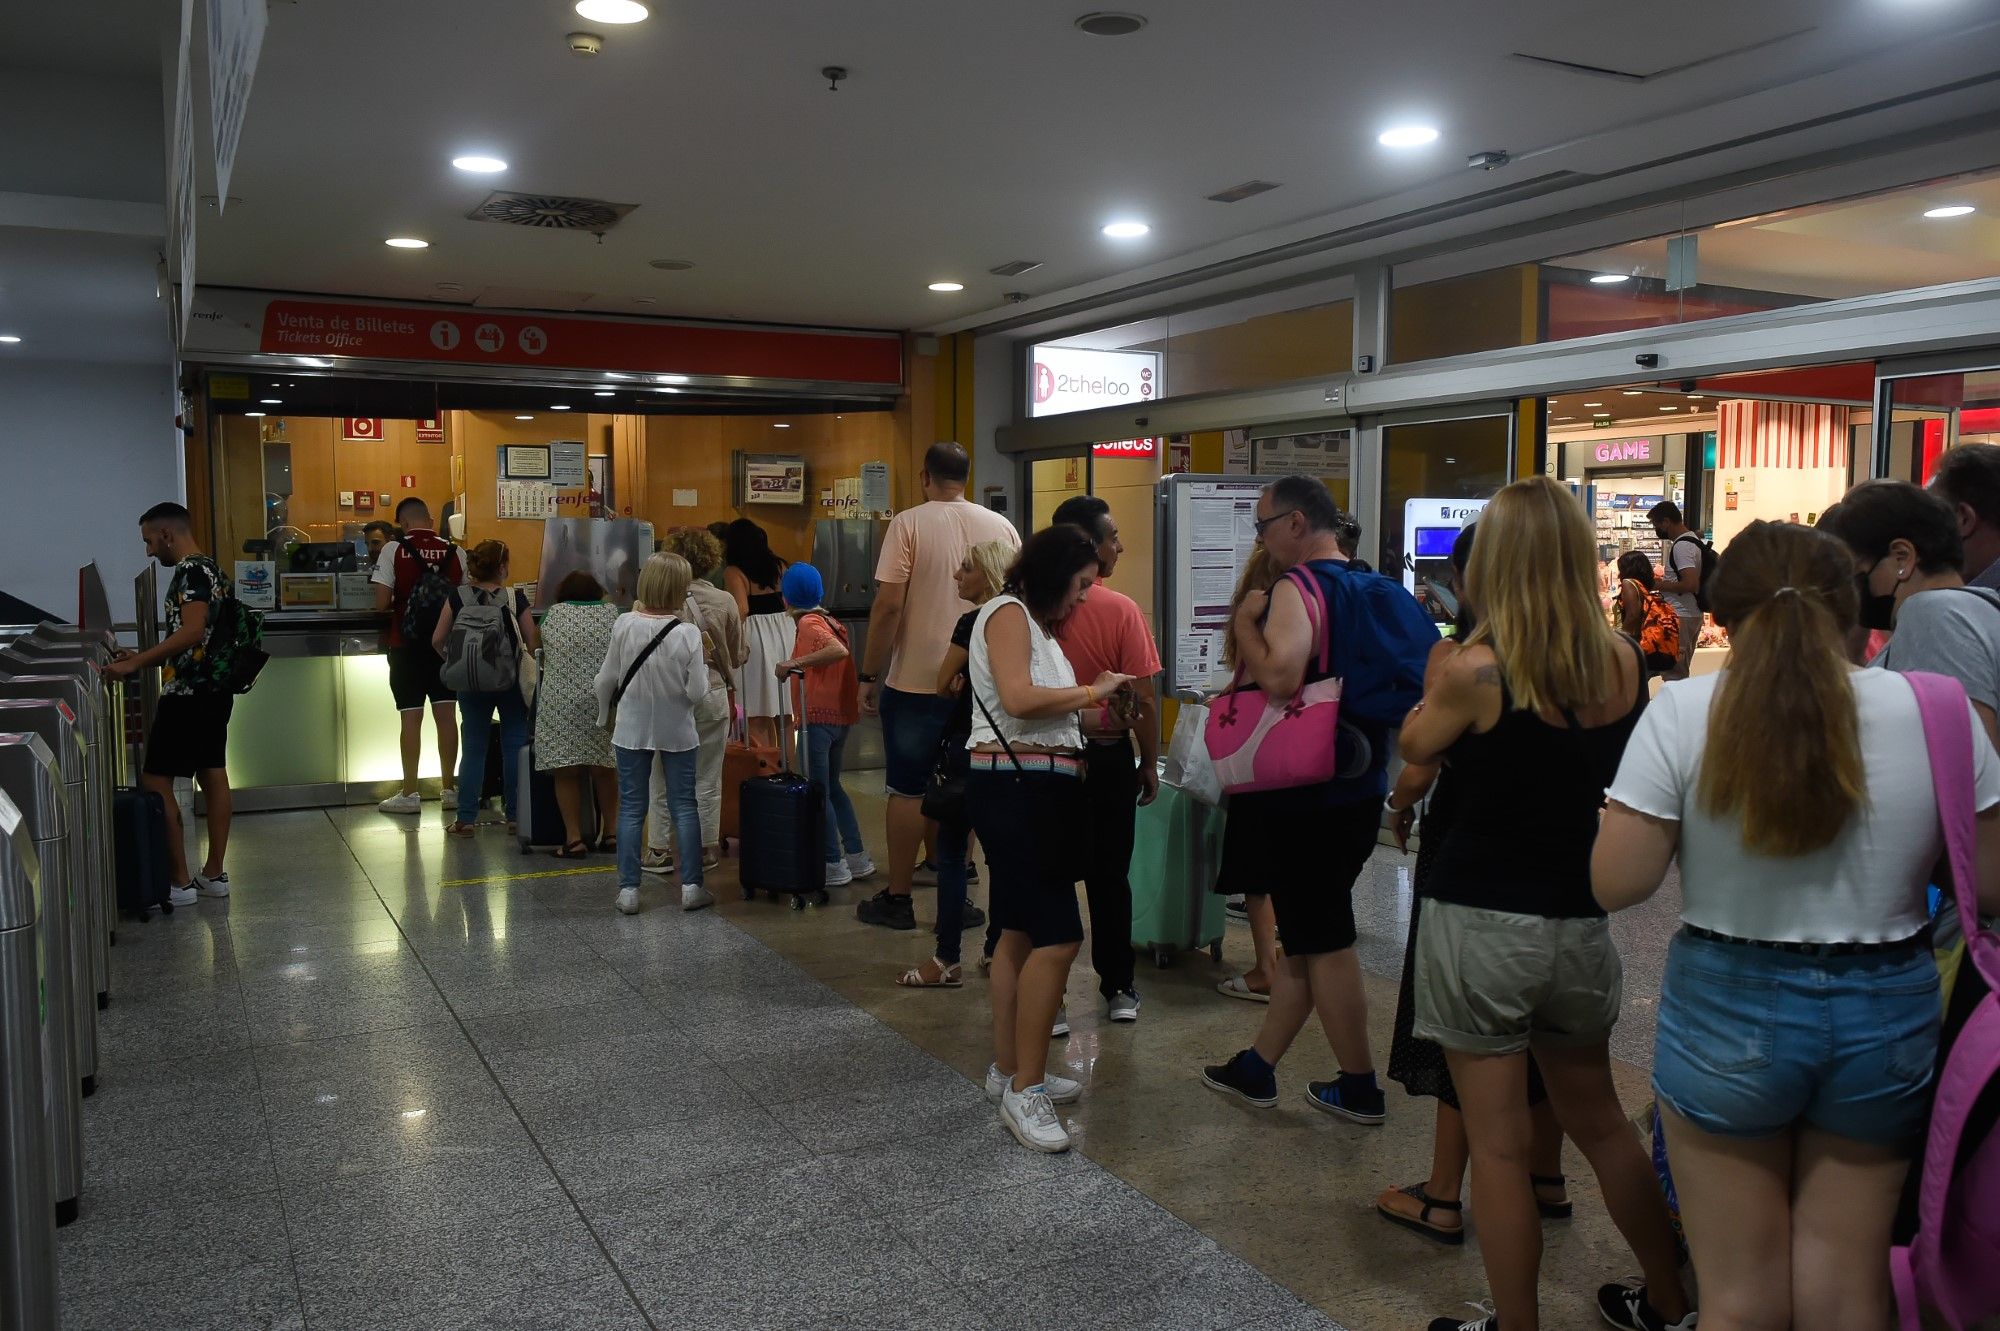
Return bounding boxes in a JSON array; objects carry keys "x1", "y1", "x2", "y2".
[
  {"x1": 1052, "y1": 495, "x2": 1161, "y2": 1025},
  {"x1": 370, "y1": 497, "x2": 465, "y2": 813}
]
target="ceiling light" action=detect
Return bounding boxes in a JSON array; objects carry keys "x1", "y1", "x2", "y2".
[
  {"x1": 773, "y1": 423, "x2": 791, "y2": 429},
  {"x1": 1593, "y1": 413, "x2": 1611, "y2": 418},
  {"x1": 514, "y1": 414, "x2": 534, "y2": 420},
  {"x1": 594, "y1": 390, "x2": 614, "y2": 397},
  {"x1": 1556, "y1": 417, "x2": 1575, "y2": 422},
  {"x1": 384, "y1": 237, "x2": 429, "y2": 249},
  {"x1": 648, "y1": 259, "x2": 695, "y2": 271},
  {"x1": 0, "y1": 335, "x2": 20, "y2": 344},
  {"x1": 451, "y1": 155, "x2": 507, "y2": 174},
  {"x1": 1101, "y1": 220, "x2": 1150, "y2": 239},
  {"x1": 1075, "y1": 12, "x2": 1147, "y2": 36},
  {"x1": 1589, "y1": 273, "x2": 1630, "y2": 285},
  {"x1": 1377, "y1": 125, "x2": 1440, "y2": 148},
  {"x1": 1622, "y1": 390, "x2": 1645, "y2": 396},
  {"x1": 1659, "y1": 406, "x2": 1680, "y2": 412},
  {"x1": 927, "y1": 281, "x2": 965, "y2": 292},
  {"x1": 633, "y1": 297, "x2": 657, "y2": 306},
  {"x1": 655, "y1": 374, "x2": 689, "y2": 384},
  {"x1": 1583, "y1": 401, "x2": 1604, "y2": 407},
  {"x1": 574, "y1": 0, "x2": 647, "y2": 21},
  {"x1": 549, "y1": 404, "x2": 571, "y2": 410},
  {"x1": 1686, "y1": 394, "x2": 1706, "y2": 400},
  {"x1": 245, "y1": 412, "x2": 266, "y2": 418},
  {"x1": 1924, "y1": 205, "x2": 1976, "y2": 219},
  {"x1": 260, "y1": 398, "x2": 281, "y2": 404}
]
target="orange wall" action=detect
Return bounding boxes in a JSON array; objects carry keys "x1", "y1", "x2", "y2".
[
  {"x1": 1392, "y1": 265, "x2": 1540, "y2": 362},
  {"x1": 453, "y1": 410, "x2": 616, "y2": 577},
  {"x1": 215, "y1": 414, "x2": 454, "y2": 560}
]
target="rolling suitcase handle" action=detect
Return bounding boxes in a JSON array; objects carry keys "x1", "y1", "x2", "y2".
[{"x1": 780, "y1": 668, "x2": 810, "y2": 779}]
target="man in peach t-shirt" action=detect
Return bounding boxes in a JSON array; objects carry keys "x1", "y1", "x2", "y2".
[{"x1": 856, "y1": 441, "x2": 1020, "y2": 931}]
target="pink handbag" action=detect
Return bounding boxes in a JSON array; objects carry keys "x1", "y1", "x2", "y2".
[{"x1": 1203, "y1": 567, "x2": 1344, "y2": 794}]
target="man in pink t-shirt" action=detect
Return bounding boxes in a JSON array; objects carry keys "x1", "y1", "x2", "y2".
[
  {"x1": 856, "y1": 442, "x2": 1020, "y2": 931},
  {"x1": 1052, "y1": 495, "x2": 1161, "y2": 1023}
]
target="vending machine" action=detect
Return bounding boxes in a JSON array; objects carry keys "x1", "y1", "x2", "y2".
[{"x1": 1401, "y1": 497, "x2": 1490, "y2": 627}]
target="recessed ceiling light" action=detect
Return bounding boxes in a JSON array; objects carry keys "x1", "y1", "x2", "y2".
[
  {"x1": 1589, "y1": 273, "x2": 1630, "y2": 285},
  {"x1": 1622, "y1": 390, "x2": 1645, "y2": 396},
  {"x1": 384, "y1": 237, "x2": 429, "y2": 249},
  {"x1": 1686, "y1": 394, "x2": 1706, "y2": 400},
  {"x1": 1377, "y1": 125, "x2": 1440, "y2": 148},
  {"x1": 1556, "y1": 417, "x2": 1575, "y2": 422},
  {"x1": 655, "y1": 374, "x2": 689, "y2": 384},
  {"x1": 0, "y1": 335, "x2": 20, "y2": 344},
  {"x1": 594, "y1": 390, "x2": 614, "y2": 397},
  {"x1": 927, "y1": 281, "x2": 965, "y2": 292},
  {"x1": 451, "y1": 155, "x2": 507, "y2": 174},
  {"x1": 435, "y1": 282, "x2": 464, "y2": 293},
  {"x1": 1583, "y1": 401, "x2": 1604, "y2": 407},
  {"x1": 515, "y1": 414, "x2": 534, "y2": 420},
  {"x1": 633, "y1": 297, "x2": 657, "y2": 306},
  {"x1": 260, "y1": 398, "x2": 280, "y2": 404},
  {"x1": 549, "y1": 404, "x2": 572, "y2": 410},
  {"x1": 245, "y1": 411, "x2": 266, "y2": 418},
  {"x1": 1924, "y1": 205, "x2": 1976, "y2": 219},
  {"x1": 1659, "y1": 406, "x2": 1680, "y2": 411},
  {"x1": 574, "y1": 0, "x2": 648, "y2": 21},
  {"x1": 1101, "y1": 220, "x2": 1150, "y2": 239},
  {"x1": 773, "y1": 423, "x2": 791, "y2": 429},
  {"x1": 1075, "y1": 12, "x2": 1147, "y2": 36},
  {"x1": 648, "y1": 258, "x2": 695, "y2": 271},
  {"x1": 1593, "y1": 412, "x2": 1611, "y2": 418}
]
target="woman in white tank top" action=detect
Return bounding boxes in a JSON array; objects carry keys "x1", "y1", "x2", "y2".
[{"x1": 969, "y1": 526, "x2": 1133, "y2": 1155}]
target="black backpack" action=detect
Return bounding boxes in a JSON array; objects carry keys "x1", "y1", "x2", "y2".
[{"x1": 1673, "y1": 533, "x2": 1719, "y2": 613}]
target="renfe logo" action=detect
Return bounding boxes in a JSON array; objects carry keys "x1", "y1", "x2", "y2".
[{"x1": 1594, "y1": 438, "x2": 1654, "y2": 464}]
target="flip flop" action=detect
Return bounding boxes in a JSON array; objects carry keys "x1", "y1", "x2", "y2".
[
  {"x1": 1532, "y1": 1173, "x2": 1574, "y2": 1220},
  {"x1": 1375, "y1": 1183, "x2": 1465, "y2": 1246},
  {"x1": 549, "y1": 841, "x2": 591, "y2": 859},
  {"x1": 1216, "y1": 975, "x2": 1272, "y2": 1003}
]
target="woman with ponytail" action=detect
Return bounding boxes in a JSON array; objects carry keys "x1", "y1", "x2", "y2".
[{"x1": 1595, "y1": 520, "x2": 2000, "y2": 1331}]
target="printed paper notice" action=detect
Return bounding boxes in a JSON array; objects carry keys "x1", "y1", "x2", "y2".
[{"x1": 550, "y1": 440, "x2": 587, "y2": 488}]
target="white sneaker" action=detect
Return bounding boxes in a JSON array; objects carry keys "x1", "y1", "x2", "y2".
[
  {"x1": 681, "y1": 885, "x2": 715, "y2": 912},
  {"x1": 640, "y1": 847, "x2": 673, "y2": 876},
  {"x1": 615, "y1": 888, "x2": 639, "y2": 915},
  {"x1": 378, "y1": 791, "x2": 422, "y2": 815},
  {"x1": 1000, "y1": 1084, "x2": 1072, "y2": 1153},
  {"x1": 194, "y1": 871, "x2": 231, "y2": 899},
  {"x1": 1051, "y1": 1005, "x2": 1071, "y2": 1038},
  {"x1": 845, "y1": 852, "x2": 876, "y2": 881},
  {"x1": 985, "y1": 1063, "x2": 1082, "y2": 1104},
  {"x1": 440, "y1": 785, "x2": 457, "y2": 806},
  {"x1": 167, "y1": 882, "x2": 198, "y2": 907},
  {"x1": 824, "y1": 858, "x2": 854, "y2": 887}
]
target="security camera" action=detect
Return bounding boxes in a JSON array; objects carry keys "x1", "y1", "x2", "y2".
[
  {"x1": 568, "y1": 31, "x2": 604, "y2": 56},
  {"x1": 1635, "y1": 352, "x2": 1661, "y2": 369}
]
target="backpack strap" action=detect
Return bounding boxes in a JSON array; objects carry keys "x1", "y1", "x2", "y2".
[
  {"x1": 1283, "y1": 565, "x2": 1331, "y2": 679},
  {"x1": 1908, "y1": 671, "x2": 1999, "y2": 985}
]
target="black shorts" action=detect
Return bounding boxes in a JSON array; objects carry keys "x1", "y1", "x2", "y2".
[
  {"x1": 967, "y1": 767, "x2": 1086, "y2": 948},
  {"x1": 143, "y1": 693, "x2": 234, "y2": 777},
  {"x1": 388, "y1": 645, "x2": 453, "y2": 711},
  {"x1": 1218, "y1": 792, "x2": 1381, "y2": 955}
]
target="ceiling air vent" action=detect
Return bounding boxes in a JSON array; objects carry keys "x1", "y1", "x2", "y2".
[
  {"x1": 989, "y1": 259, "x2": 1043, "y2": 278},
  {"x1": 1206, "y1": 180, "x2": 1280, "y2": 204},
  {"x1": 468, "y1": 192, "x2": 637, "y2": 232}
]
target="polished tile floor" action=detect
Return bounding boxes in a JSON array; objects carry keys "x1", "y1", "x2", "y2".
[{"x1": 65, "y1": 779, "x2": 1679, "y2": 1330}]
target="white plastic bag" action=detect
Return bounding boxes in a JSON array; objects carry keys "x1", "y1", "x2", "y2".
[{"x1": 1163, "y1": 703, "x2": 1224, "y2": 806}]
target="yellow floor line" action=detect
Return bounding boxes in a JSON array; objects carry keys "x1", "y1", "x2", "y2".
[{"x1": 437, "y1": 864, "x2": 614, "y2": 889}]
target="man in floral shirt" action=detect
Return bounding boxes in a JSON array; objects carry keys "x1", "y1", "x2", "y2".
[{"x1": 107, "y1": 502, "x2": 237, "y2": 904}]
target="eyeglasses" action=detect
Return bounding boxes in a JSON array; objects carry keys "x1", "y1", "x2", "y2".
[{"x1": 1252, "y1": 510, "x2": 1299, "y2": 536}]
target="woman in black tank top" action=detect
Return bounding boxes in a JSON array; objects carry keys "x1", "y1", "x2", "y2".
[{"x1": 1397, "y1": 478, "x2": 1692, "y2": 1331}]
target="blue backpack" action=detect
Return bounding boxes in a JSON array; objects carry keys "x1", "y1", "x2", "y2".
[{"x1": 1316, "y1": 559, "x2": 1438, "y2": 726}]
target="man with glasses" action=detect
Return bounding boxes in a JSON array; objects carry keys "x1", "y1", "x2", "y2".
[{"x1": 1201, "y1": 477, "x2": 1412, "y2": 1125}]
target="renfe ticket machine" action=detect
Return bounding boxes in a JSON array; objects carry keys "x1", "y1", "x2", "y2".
[{"x1": 1401, "y1": 497, "x2": 1491, "y2": 616}]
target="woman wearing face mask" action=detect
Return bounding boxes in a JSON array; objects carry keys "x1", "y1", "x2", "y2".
[{"x1": 970, "y1": 525, "x2": 1133, "y2": 1154}]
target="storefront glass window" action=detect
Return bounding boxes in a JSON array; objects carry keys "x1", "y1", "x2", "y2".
[
  {"x1": 1880, "y1": 366, "x2": 2000, "y2": 483},
  {"x1": 1391, "y1": 164, "x2": 2000, "y2": 362},
  {"x1": 1379, "y1": 417, "x2": 1512, "y2": 622},
  {"x1": 1028, "y1": 278, "x2": 1353, "y2": 415}
]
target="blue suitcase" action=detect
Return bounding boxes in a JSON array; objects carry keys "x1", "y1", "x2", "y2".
[{"x1": 738, "y1": 677, "x2": 826, "y2": 909}]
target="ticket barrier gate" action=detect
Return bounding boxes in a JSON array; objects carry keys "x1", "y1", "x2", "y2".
[{"x1": 0, "y1": 788, "x2": 57, "y2": 1329}]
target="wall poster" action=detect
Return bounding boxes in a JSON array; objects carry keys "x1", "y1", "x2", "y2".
[{"x1": 738, "y1": 453, "x2": 807, "y2": 506}]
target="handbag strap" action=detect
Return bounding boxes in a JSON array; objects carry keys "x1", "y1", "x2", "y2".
[
  {"x1": 1908, "y1": 670, "x2": 1999, "y2": 985},
  {"x1": 614, "y1": 617, "x2": 680, "y2": 707},
  {"x1": 971, "y1": 675, "x2": 1026, "y2": 774}
]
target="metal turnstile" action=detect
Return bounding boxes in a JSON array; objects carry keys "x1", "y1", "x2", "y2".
[
  {"x1": 0, "y1": 737, "x2": 78, "y2": 1228},
  {"x1": 0, "y1": 788, "x2": 56, "y2": 1329},
  {"x1": 0, "y1": 658, "x2": 114, "y2": 1011},
  {"x1": 0, "y1": 703, "x2": 94, "y2": 1095}
]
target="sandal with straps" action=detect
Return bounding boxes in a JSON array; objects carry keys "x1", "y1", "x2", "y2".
[
  {"x1": 1375, "y1": 1182, "x2": 1465, "y2": 1246},
  {"x1": 1532, "y1": 1173, "x2": 1573, "y2": 1220},
  {"x1": 549, "y1": 840, "x2": 591, "y2": 859},
  {"x1": 895, "y1": 958, "x2": 963, "y2": 989}
]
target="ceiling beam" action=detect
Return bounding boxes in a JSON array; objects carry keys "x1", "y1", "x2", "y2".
[{"x1": 0, "y1": 191, "x2": 166, "y2": 239}]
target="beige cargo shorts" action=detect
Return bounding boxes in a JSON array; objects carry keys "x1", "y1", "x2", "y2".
[{"x1": 1412, "y1": 899, "x2": 1623, "y2": 1055}]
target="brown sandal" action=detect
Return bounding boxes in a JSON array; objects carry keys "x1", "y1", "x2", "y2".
[
  {"x1": 549, "y1": 840, "x2": 591, "y2": 859},
  {"x1": 444, "y1": 821, "x2": 476, "y2": 839},
  {"x1": 1375, "y1": 1183, "x2": 1465, "y2": 1246},
  {"x1": 895, "y1": 958, "x2": 963, "y2": 988}
]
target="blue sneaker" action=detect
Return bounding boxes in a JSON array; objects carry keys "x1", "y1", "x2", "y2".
[
  {"x1": 1305, "y1": 1077, "x2": 1387, "y2": 1125},
  {"x1": 1201, "y1": 1051, "x2": 1277, "y2": 1107}
]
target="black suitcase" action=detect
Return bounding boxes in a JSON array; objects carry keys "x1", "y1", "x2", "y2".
[
  {"x1": 738, "y1": 676, "x2": 826, "y2": 909},
  {"x1": 516, "y1": 671, "x2": 593, "y2": 854},
  {"x1": 114, "y1": 787, "x2": 173, "y2": 920}
]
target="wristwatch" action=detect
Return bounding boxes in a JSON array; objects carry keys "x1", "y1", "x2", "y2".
[{"x1": 856, "y1": 672, "x2": 878, "y2": 684}]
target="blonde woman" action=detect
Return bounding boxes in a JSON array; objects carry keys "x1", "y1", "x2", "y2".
[
  {"x1": 1398, "y1": 476, "x2": 1689, "y2": 1331},
  {"x1": 645, "y1": 526, "x2": 745, "y2": 875},
  {"x1": 594, "y1": 552, "x2": 711, "y2": 916},
  {"x1": 899, "y1": 537, "x2": 1014, "y2": 988}
]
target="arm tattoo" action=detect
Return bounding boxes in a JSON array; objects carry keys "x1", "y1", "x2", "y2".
[{"x1": 1472, "y1": 664, "x2": 1503, "y2": 687}]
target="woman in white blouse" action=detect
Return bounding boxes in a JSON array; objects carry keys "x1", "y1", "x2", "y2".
[
  {"x1": 1595, "y1": 520, "x2": 2000, "y2": 1331},
  {"x1": 595, "y1": 552, "x2": 712, "y2": 916}
]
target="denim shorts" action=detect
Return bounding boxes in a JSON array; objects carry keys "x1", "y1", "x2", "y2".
[
  {"x1": 878, "y1": 686, "x2": 958, "y2": 798},
  {"x1": 1653, "y1": 929, "x2": 1939, "y2": 1147}
]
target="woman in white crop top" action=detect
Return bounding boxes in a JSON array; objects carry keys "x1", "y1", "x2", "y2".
[
  {"x1": 969, "y1": 525, "x2": 1133, "y2": 1156},
  {"x1": 1594, "y1": 521, "x2": 2000, "y2": 1331}
]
